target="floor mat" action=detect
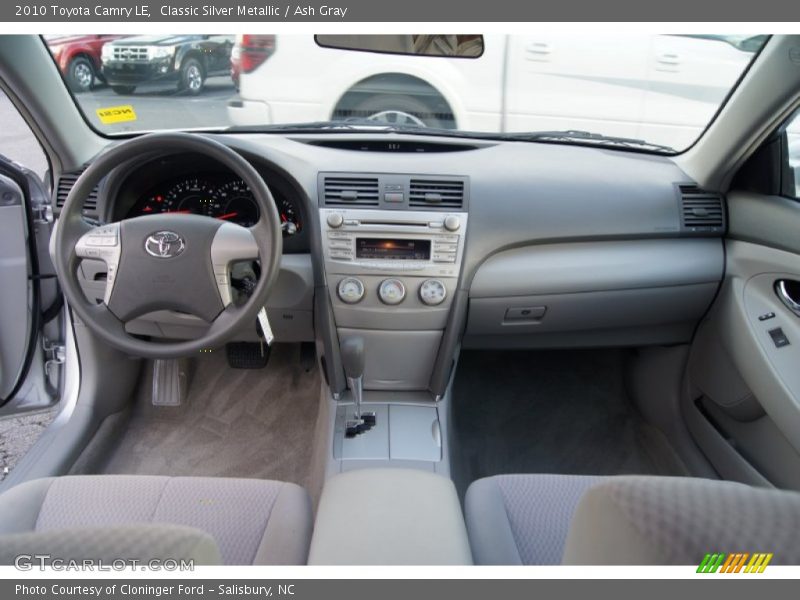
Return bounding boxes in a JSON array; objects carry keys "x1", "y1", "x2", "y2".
[
  {"x1": 97, "y1": 343, "x2": 321, "y2": 488},
  {"x1": 450, "y1": 349, "x2": 688, "y2": 498}
]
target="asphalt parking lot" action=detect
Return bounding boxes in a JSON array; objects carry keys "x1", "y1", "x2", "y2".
[{"x1": 75, "y1": 75, "x2": 237, "y2": 134}]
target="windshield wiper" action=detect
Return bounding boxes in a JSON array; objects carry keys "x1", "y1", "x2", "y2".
[
  {"x1": 225, "y1": 119, "x2": 444, "y2": 134},
  {"x1": 497, "y1": 130, "x2": 676, "y2": 153}
]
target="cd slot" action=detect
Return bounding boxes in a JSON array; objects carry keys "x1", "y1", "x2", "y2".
[{"x1": 356, "y1": 220, "x2": 430, "y2": 228}]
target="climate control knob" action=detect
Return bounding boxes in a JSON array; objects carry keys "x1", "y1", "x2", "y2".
[
  {"x1": 378, "y1": 278, "x2": 406, "y2": 305},
  {"x1": 337, "y1": 277, "x2": 365, "y2": 304},
  {"x1": 327, "y1": 212, "x2": 344, "y2": 228},
  {"x1": 419, "y1": 279, "x2": 447, "y2": 306}
]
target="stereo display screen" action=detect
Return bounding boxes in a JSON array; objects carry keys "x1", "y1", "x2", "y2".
[{"x1": 355, "y1": 238, "x2": 431, "y2": 260}]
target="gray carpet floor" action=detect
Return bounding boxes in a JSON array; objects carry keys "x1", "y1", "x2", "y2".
[
  {"x1": 94, "y1": 343, "x2": 321, "y2": 488},
  {"x1": 450, "y1": 349, "x2": 688, "y2": 498}
]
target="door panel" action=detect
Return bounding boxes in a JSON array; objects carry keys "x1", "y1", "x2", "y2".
[
  {"x1": 0, "y1": 173, "x2": 31, "y2": 400},
  {"x1": 686, "y1": 190, "x2": 800, "y2": 489}
]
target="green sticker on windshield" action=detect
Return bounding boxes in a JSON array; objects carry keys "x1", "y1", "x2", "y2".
[{"x1": 96, "y1": 105, "x2": 137, "y2": 125}]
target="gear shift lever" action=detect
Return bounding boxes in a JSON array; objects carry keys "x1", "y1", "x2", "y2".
[{"x1": 340, "y1": 336, "x2": 376, "y2": 437}]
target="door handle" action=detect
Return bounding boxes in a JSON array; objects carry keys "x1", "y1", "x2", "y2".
[
  {"x1": 656, "y1": 52, "x2": 681, "y2": 64},
  {"x1": 525, "y1": 42, "x2": 552, "y2": 61},
  {"x1": 775, "y1": 279, "x2": 800, "y2": 317}
]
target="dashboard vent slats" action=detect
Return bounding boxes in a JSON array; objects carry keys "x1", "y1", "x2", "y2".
[
  {"x1": 409, "y1": 179, "x2": 465, "y2": 209},
  {"x1": 323, "y1": 177, "x2": 380, "y2": 206},
  {"x1": 679, "y1": 184, "x2": 724, "y2": 232},
  {"x1": 55, "y1": 169, "x2": 99, "y2": 214}
]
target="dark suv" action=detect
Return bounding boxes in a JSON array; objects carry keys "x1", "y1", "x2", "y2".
[{"x1": 101, "y1": 34, "x2": 234, "y2": 95}]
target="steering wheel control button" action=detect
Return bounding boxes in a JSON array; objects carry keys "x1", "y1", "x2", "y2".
[
  {"x1": 443, "y1": 215, "x2": 461, "y2": 231},
  {"x1": 419, "y1": 279, "x2": 447, "y2": 306},
  {"x1": 327, "y1": 212, "x2": 344, "y2": 228},
  {"x1": 378, "y1": 278, "x2": 406, "y2": 305},
  {"x1": 759, "y1": 312, "x2": 776, "y2": 321},
  {"x1": 338, "y1": 277, "x2": 366, "y2": 304},
  {"x1": 144, "y1": 230, "x2": 185, "y2": 259}
]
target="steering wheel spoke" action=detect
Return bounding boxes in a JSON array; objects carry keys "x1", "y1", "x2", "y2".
[
  {"x1": 74, "y1": 222, "x2": 122, "y2": 305},
  {"x1": 211, "y1": 222, "x2": 261, "y2": 306}
]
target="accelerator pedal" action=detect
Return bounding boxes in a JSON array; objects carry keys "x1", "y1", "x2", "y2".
[
  {"x1": 151, "y1": 359, "x2": 189, "y2": 407},
  {"x1": 226, "y1": 341, "x2": 270, "y2": 369}
]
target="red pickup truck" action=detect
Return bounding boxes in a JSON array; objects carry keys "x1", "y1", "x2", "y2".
[{"x1": 45, "y1": 34, "x2": 128, "y2": 93}]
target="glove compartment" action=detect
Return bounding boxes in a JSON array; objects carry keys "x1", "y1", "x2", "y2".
[{"x1": 464, "y1": 239, "x2": 723, "y2": 348}]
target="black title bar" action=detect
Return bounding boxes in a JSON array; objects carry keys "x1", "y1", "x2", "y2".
[{"x1": 3, "y1": 0, "x2": 800, "y2": 22}]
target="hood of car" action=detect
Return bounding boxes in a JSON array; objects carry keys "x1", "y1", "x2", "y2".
[{"x1": 107, "y1": 34, "x2": 202, "y2": 47}]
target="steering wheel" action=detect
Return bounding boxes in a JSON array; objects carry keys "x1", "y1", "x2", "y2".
[{"x1": 54, "y1": 132, "x2": 283, "y2": 359}]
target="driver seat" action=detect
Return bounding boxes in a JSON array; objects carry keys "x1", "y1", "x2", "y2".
[{"x1": 0, "y1": 475, "x2": 313, "y2": 565}]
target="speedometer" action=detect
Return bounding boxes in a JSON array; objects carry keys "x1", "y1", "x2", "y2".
[
  {"x1": 218, "y1": 178, "x2": 302, "y2": 235},
  {"x1": 218, "y1": 179, "x2": 260, "y2": 227}
]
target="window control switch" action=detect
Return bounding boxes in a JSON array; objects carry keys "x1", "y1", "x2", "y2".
[{"x1": 768, "y1": 327, "x2": 791, "y2": 348}]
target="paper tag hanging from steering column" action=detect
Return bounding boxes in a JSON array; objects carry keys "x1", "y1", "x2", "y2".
[{"x1": 256, "y1": 307, "x2": 275, "y2": 346}]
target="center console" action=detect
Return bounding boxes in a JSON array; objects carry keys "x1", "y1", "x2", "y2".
[
  {"x1": 317, "y1": 172, "x2": 469, "y2": 475},
  {"x1": 321, "y1": 205, "x2": 467, "y2": 389}
]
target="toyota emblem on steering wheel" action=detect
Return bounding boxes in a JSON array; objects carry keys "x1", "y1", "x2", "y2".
[{"x1": 145, "y1": 231, "x2": 185, "y2": 258}]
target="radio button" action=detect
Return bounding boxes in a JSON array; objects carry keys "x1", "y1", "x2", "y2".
[
  {"x1": 326, "y1": 213, "x2": 344, "y2": 228},
  {"x1": 433, "y1": 253, "x2": 457, "y2": 263},
  {"x1": 444, "y1": 215, "x2": 461, "y2": 231},
  {"x1": 378, "y1": 278, "x2": 406, "y2": 305},
  {"x1": 337, "y1": 278, "x2": 365, "y2": 304}
]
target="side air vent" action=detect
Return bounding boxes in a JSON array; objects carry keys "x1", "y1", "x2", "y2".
[
  {"x1": 679, "y1": 184, "x2": 725, "y2": 233},
  {"x1": 409, "y1": 179, "x2": 465, "y2": 209},
  {"x1": 323, "y1": 176, "x2": 380, "y2": 206},
  {"x1": 55, "y1": 169, "x2": 99, "y2": 214}
]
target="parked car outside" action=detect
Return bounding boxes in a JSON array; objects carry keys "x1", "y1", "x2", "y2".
[
  {"x1": 101, "y1": 34, "x2": 235, "y2": 95},
  {"x1": 229, "y1": 34, "x2": 766, "y2": 151},
  {"x1": 44, "y1": 34, "x2": 128, "y2": 93},
  {"x1": 230, "y1": 34, "x2": 276, "y2": 90}
]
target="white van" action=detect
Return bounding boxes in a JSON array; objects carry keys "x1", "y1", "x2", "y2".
[{"x1": 228, "y1": 34, "x2": 765, "y2": 150}]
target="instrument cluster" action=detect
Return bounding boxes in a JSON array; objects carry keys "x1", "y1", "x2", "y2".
[{"x1": 127, "y1": 175, "x2": 302, "y2": 235}]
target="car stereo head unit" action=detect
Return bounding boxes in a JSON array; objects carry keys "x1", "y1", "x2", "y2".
[{"x1": 320, "y1": 208, "x2": 467, "y2": 278}]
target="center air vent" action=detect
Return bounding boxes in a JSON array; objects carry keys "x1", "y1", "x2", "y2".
[
  {"x1": 55, "y1": 169, "x2": 99, "y2": 214},
  {"x1": 409, "y1": 179, "x2": 465, "y2": 209},
  {"x1": 679, "y1": 184, "x2": 724, "y2": 233},
  {"x1": 323, "y1": 176, "x2": 380, "y2": 206}
]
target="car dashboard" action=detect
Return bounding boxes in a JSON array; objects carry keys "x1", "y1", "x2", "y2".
[{"x1": 61, "y1": 132, "x2": 726, "y2": 397}]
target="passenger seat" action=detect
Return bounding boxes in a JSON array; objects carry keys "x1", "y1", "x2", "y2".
[{"x1": 465, "y1": 474, "x2": 800, "y2": 565}]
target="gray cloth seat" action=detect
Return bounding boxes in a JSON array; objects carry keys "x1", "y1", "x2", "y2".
[
  {"x1": 465, "y1": 474, "x2": 800, "y2": 565},
  {"x1": 0, "y1": 475, "x2": 313, "y2": 565}
]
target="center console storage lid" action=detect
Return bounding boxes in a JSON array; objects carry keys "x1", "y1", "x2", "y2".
[{"x1": 308, "y1": 469, "x2": 473, "y2": 565}]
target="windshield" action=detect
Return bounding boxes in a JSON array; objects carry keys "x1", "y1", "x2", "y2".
[{"x1": 45, "y1": 33, "x2": 767, "y2": 152}]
